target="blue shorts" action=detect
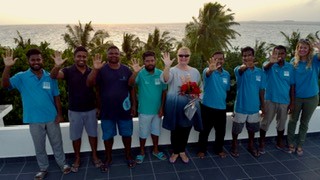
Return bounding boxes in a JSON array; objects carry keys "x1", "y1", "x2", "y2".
[
  {"x1": 101, "y1": 119, "x2": 133, "y2": 140},
  {"x1": 69, "y1": 109, "x2": 98, "y2": 140},
  {"x1": 138, "y1": 114, "x2": 161, "y2": 139}
]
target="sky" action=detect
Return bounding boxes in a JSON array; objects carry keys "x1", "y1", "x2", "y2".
[{"x1": 0, "y1": 0, "x2": 319, "y2": 25}]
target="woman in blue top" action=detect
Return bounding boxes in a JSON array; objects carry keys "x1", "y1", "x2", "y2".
[{"x1": 287, "y1": 39, "x2": 320, "y2": 156}]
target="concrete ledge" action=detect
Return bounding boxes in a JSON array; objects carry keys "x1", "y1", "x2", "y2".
[{"x1": 1, "y1": 107, "x2": 320, "y2": 158}]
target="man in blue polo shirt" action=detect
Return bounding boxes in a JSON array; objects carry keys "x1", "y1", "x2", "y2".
[
  {"x1": 1, "y1": 48, "x2": 71, "y2": 179},
  {"x1": 87, "y1": 45, "x2": 136, "y2": 172},
  {"x1": 128, "y1": 51, "x2": 167, "y2": 164},
  {"x1": 259, "y1": 45, "x2": 294, "y2": 154},
  {"x1": 197, "y1": 51, "x2": 230, "y2": 159},
  {"x1": 50, "y1": 46, "x2": 102, "y2": 172},
  {"x1": 231, "y1": 46, "x2": 266, "y2": 158}
]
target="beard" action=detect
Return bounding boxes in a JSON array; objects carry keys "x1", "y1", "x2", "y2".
[
  {"x1": 145, "y1": 65, "x2": 155, "y2": 72},
  {"x1": 30, "y1": 64, "x2": 43, "y2": 71}
]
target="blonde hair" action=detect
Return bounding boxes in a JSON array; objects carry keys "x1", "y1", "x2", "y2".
[
  {"x1": 177, "y1": 47, "x2": 191, "y2": 56},
  {"x1": 293, "y1": 39, "x2": 314, "y2": 69}
]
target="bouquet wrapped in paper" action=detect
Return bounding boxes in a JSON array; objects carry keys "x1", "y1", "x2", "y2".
[{"x1": 179, "y1": 81, "x2": 201, "y2": 120}]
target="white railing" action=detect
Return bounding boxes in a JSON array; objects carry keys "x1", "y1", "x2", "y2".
[{"x1": 1, "y1": 107, "x2": 320, "y2": 158}]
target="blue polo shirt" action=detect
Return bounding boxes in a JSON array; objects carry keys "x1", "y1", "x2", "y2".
[
  {"x1": 202, "y1": 68, "x2": 230, "y2": 110},
  {"x1": 291, "y1": 54, "x2": 320, "y2": 98},
  {"x1": 234, "y1": 66, "x2": 266, "y2": 114},
  {"x1": 9, "y1": 69, "x2": 59, "y2": 123},
  {"x1": 263, "y1": 61, "x2": 294, "y2": 104},
  {"x1": 96, "y1": 64, "x2": 133, "y2": 120},
  {"x1": 62, "y1": 65, "x2": 96, "y2": 112},
  {"x1": 135, "y1": 68, "x2": 167, "y2": 114}
]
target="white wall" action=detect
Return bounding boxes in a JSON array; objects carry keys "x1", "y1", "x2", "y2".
[{"x1": 1, "y1": 108, "x2": 320, "y2": 158}]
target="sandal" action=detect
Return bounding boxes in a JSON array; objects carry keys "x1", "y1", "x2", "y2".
[
  {"x1": 197, "y1": 152, "x2": 205, "y2": 159},
  {"x1": 92, "y1": 159, "x2": 103, "y2": 168},
  {"x1": 218, "y1": 151, "x2": 227, "y2": 158},
  {"x1": 61, "y1": 164, "x2": 71, "y2": 175},
  {"x1": 127, "y1": 159, "x2": 136, "y2": 168},
  {"x1": 100, "y1": 163, "x2": 110, "y2": 173},
  {"x1": 247, "y1": 148, "x2": 260, "y2": 158},
  {"x1": 152, "y1": 152, "x2": 167, "y2": 160},
  {"x1": 34, "y1": 171, "x2": 48, "y2": 180},
  {"x1": 296, "y1": 147, "x2": 304, "y2": 156},
  {"x1": 135, "y1": 154, "x2": 145, "y2": 164},
  {"x1": 286, "y1": 145, "x2": 296, "y2": 154},
  {"x1": 258, "y1": 147, "x2": 266, "y2": 155},
  {"x1": 179, "y1": 152, "x2": 189, "y2": 164},
  {"x1": 230, "y1": 148, "x2": 239, "y2": 158},
  {"x1": 71, "y1": 163, "x2": 80, "y2": 173},
  {"x1": 169, "y1": 154, "x2": 179, "y2": 164}
]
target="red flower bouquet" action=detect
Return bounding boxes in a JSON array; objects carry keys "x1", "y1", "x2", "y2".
[
  {"x1": 179, "y1": 81, "x2": 201, "y2": 98},
  {"x1": 179, "y1": 81, "x2": 201, "y2": 120}
]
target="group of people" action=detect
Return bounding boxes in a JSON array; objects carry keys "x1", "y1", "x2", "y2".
[{"x1": 1, "y1": 38, "x2": 320, "y2": 179}]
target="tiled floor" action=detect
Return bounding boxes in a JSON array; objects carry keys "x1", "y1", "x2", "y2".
[{"x1": 1, "y1": 133, "x2": 320, "y2": 180}]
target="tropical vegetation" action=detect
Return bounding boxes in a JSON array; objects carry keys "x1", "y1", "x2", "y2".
[{"x1": 0, "y1": 2, "x2": 319, "y2": 125}]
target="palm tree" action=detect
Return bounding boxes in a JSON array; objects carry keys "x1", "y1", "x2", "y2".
[
  {"x1": 122, "y1": 33, "x2": 144, "y2": 63},
  {"x1": 13, "y1": 31, "x2": 31, "y2": 49},
  {"x1": 145, "y1": 28, "x2": 176, "y2": 52},
  {"x1": 62, "y1": 21, "x2": 111, "y2": 52},
  {"x1": 183, "y1": 2, "x2": 240, "y2": 66}
]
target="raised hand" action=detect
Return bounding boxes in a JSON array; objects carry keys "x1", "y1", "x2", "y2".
[
  {"x1": 207, "y1": 57, "x2": 221, "y2": 72},
  {"x1": 161, "y1": 52, "x2": 175, "y2": 68},
  {"x1": 314, "y1": 40, "x2": 320, "y2": 50},
  {"x1": 92, "y1": 54, "x2": 105, "y2": 70},
  {"x1": 2, "y1": 49, "x2": 18, "y2": 67},
  {"x1": 129, "y1": 58, "x2": 144, "y2": 73},
  {"x1": 269, "y1": 49, "x2": 279, "y2": 63},
  {"x1": 51, "y1": 51, "x2": 66, "y2": 67}
]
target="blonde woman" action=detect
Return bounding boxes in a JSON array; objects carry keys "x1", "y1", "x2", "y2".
[
  {"x1": 287, "y1": 39, "x2": 320, "y2": 156},
  {"x1": 160, "y1": 47, "x2": 202, "y2": 163}
]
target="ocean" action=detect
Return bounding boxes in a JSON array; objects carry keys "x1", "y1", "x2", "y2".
[{"x1": 0, "y1": 21, "x2": 319, "y2": 51}]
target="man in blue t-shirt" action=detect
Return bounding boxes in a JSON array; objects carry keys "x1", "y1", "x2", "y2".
[
  {"x1": 87, "y1": 45, "x2": 136, "y2": 171},
  {"x1": 197, "y1": 51, "x2": 230, "y2": 159},
  {"x1": 259, "y1": 45, "x2": 294, "y2": 154},
  {"x1": 231, "y1": 47, "x2": 266, "y2": 158},
  {"x1": 50, "y1": 46, "x2": 102, "y2": 172},
  {"x1": 1, "y1": 48, "x2": 71, "y2": 179},
  {"x1": 128, "y1": 51, "x2": 167, "y2": 164}
]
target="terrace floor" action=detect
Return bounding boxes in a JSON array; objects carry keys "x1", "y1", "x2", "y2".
[{"x1": 1, "y1": 133, "x2": 320, "y2": 180}]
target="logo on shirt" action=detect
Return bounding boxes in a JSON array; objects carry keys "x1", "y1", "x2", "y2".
[
  {"x1": 222, "y1": 78, "x2": 228, "y2": 84},
  {"x1": 42, "y1": 82, "x2": 51, "y2": 89},
  {"x1": 284, "y1": 71, "x2": 290, "y2": 77},
  {"x1": 256, "y1": 75, "x2": 261, "y2": 82},
  {"x1": 154, "y1": 78, "x2": 161, "y2": 85}
]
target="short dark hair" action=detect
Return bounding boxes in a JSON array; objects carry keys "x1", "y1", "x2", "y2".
[
  {"x1": 74, "y1": 46, "x2": 88, "y2": 56},
  {"x1": 211, "y1": 51, "x2": 224, "y2": 58},
  {"x1": 26, "y1": 48, "x2": 42, "y2": 59},
  {"x1": 107, "y1": 45, "x2": 119, "y2": 52},
  {"x1": 241, "y1": 46, "x2": 254, "y2": 56},
  {"x1": 142, "y1": 51, "x2": 155, "y2": 60},
  {"x1": 274, "y1": 45, "x2": 286, "y2": 52}
]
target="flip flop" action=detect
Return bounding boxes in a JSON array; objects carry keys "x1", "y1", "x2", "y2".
[
  {"x1": 135, "y1": 154, "x2": 145, "y2": 164},
  {"x1": 197, "y1": 152, "x2": 205, "y2": 159},
  {"x1": 152, "y1": 152, "x2": 167, "y2": 160},
  {"x1": 230, "y1": 148, "x2": 239, "y2": 158},
  {"x1": 34, "y1": 171, "x2": 48, "y2": 180},
  {"x1": 218, "y1": 151, "x2": 227, "y2": 158},
  {"x1": 92, "y1": 159, "x2": 103, "y2": 168},
  {"x1": 71, "y1": 163, "x2": 80, "y2": 173},
  {"x1": 127, "y1": 159, "x2": 136, "y2": 168},
  {"x1": 247, "y1": 148, "x2": 260, "y2": 157},
  {"x1": 100, "y1": 163, "x2": 109, "y2": 173}
]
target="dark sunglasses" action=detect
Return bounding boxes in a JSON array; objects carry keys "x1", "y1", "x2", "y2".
[
  {"x1": 178, "y1": 54, "x2": 190, "y2": 58},
  {"x1": 299, "y1": 38, "x2": 310, "y2": 43}
]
